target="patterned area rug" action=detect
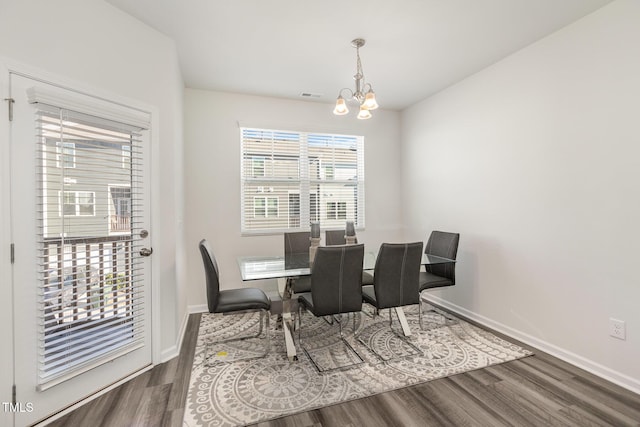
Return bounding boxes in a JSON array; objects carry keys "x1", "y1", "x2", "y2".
[{"x1": 183, "y1": 306, "x2": 532, "y2": 427}]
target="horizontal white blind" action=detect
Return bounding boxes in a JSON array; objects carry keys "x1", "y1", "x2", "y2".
[
  {"x1": 241, "y1": 128, "x2": 364, "y2": 233},
  {"x1": 34, "y1": 104, "x2": 146, "y2": 388}
]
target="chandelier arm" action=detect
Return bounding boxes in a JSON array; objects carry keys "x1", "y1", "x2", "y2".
[{"x1": 337, "y1": 88, "x2": 355, "y2": 100}]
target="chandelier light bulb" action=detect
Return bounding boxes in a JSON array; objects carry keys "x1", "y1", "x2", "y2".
[
  {"x1": 362, "y1": 90, "x2": 378, "y2": 110},
  {"x1": 333, "y1": 96, "x2": 349, "y2": 115},
  {"x1": 357, "y1": 106, "x2": 372, "y2": 120}
]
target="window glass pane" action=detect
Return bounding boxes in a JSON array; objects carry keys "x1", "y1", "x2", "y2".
[
  {"x1": 252, "y1": 158, "x2": 265, "y2": 177},
  {"x1": 267, "y1": 197, "x2": 278, "y2": 217},
  {"x1": 78, "y1": 192, "x2": 95, "y2": 216},
  {"x1": 62, "y1": 192, "x2": 76, "y2": 216},
  {"x1": 254, "y1": 197, "x2": 266, "y2": 217}
]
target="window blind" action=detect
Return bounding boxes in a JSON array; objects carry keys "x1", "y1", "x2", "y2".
[
  {"x1": 32, "y1": 101, "x2": 147, "y2": 388},
  {"x1": 241, "y1": 128, "x2": 365, "y2": 233}
]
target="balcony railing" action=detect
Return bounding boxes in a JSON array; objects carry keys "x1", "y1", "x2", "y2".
[
  {"x1": 109, "y1": 214, "x2": 131, "y2": 233},
  {"x1": 42, "y1": 235, "x2": 134, "y2": 332}
]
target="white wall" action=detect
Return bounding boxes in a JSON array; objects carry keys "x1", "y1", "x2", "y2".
[
  {"x1": 0, "y1": 0, "x2": 185, "y2": 367},
  {"x1": 401, "y1": 0, "x2": 640, "y2": 392},
  {"x1": 184, "y1": 89, "x2": 402, "y2": 307}
]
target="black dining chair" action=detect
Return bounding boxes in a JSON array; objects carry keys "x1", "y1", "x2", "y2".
[
  {"x1": 325, "y1": 229, "x2": 374, "y2": 285},
  {"x1": 284, "y1": 231, "x2": 312, "y2": 294},
  {"x1": 360, "y1": 242, "x2": 423, "y2": 360},
  {"x1": 419, "y1": 231, "x2": 460, "y2": 329},
  {"x1": 199, "y1": 239, "x2": 271, "y2": 362},
  {"x1": 325, "y1": 229, "x2": 353, "y2": 245},
  {"x1": 297, "y1": 244, "x2": 365, "y2": 372}
]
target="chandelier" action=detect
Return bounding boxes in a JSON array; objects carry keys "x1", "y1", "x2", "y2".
[{"x1": 333, "y1": 38, "x2": 379, "y2": 120}]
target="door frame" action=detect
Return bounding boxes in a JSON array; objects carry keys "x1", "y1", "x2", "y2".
[
  {"x1": 1, "y1": 57, "x2": 162, "y2": 425},
  {"x1": 0, "y1": 60, "x2": 14, "y2": 427}
]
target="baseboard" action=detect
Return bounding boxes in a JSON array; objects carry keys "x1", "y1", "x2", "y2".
[
  {"x1": 189, "y1": 304, "x2": 208, "y2": 314},
  {"x1": 160, "y1": 310, "x2": 191, "y2": 363},
  {"x1": 425, "y1": 295, "x2": 640, "y2": 396}
]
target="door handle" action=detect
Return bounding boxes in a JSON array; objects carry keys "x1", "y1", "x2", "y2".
[{"x1": 140, "y1": 247, "x2": 153, "y2": 257}]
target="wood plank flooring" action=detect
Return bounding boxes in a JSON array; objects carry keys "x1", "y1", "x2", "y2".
[{"x1": 47, "y1": 312, "x2": 640, "y2": 427}]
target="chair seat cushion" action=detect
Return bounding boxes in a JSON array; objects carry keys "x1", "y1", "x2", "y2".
[
  {"x1": 292, "y1": 276, "x2": 311, "y2": 293},
  {"x1": 216, "y1": 288, "x2": 271, "y2": 313},
  {"x1": 362, "y1": 271, "x2": 374, "y2": 285},
  {"x1": 419, "y1": 271, "x2": 454, "y2": 291},
  {"x1": 362, "y1": 285, "x2": 377, "y2": 306}
]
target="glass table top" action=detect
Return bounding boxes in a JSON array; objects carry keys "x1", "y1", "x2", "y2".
[{"x1": 238, "y1": 250, "x2": 455, "y2": 281}]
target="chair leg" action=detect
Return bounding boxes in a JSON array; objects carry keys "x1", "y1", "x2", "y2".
[
  {"x1": 338, "y1": 313, "x2": 364, "y2": 363},
  {"x1": 204, "y1": 309, "x2": 270, "y2": 366},
  {"x1": 358, "y1": 306, "x2": 422, "y2": 362},
  {"x1": 299, "y1": 311, "x2": 364, "y2": 373},
  {"x1": 262, "y1": 309, "x2": 270, "y2": 356},
  {"x1": 419, "y1": 291, "x2": 458, "y2": 330}
]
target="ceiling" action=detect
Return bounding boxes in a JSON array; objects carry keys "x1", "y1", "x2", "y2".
[{"x1": 106, "y1": 0, "x2": 612, "y2": 111}]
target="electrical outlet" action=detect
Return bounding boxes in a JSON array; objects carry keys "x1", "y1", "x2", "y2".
[{"x1": 609, "y1": 318, "x2": 626, "y2": 340}]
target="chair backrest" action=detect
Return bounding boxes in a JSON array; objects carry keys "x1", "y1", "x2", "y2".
[
  {"x1": 424, "y1": 231, "x2": 459, "y2": 283},
  {"x1": 373, "y1": 242, "x2": 423, "y2": 309},
  {"x1": 199, "y1": 239, "x2": 220, "y2": 313},
  {"x1": 325, "y1": 229, "x2": 358, "y2": 246},
  {"x1": 284, "y1": 231, "x2": 310, "y2": 255},
  {"x1": 310, "y1": 244, "x2": 364, "y2": 316}
]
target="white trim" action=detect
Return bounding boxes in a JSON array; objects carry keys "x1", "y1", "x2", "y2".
[
  {"x1": 189, "y1": 304, "x2": 209, "y2": 314},
  {"x1": 0, "y1": 61, "x2": 15, "y2": 427},
  {"x1": 424, "y1": 295, "x2": 640, "y2": 395},
  {"x1": 159, "y1": 311, "x2": 191, "y2": 363}
]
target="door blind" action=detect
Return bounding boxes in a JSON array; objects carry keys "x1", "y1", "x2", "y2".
[{"x1": 32, "y1": 100, "x2": 147, "y2": 388}]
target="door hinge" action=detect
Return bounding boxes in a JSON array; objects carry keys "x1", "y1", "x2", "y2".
[
  {"x1": 12, "y1": 384, "x2": 16, "y2": 405},
  {"x1": 4, "y1": 97, "x2": 14, "y2": 121},
  {"x1": 10, "y1": 243, "x2": 15, "y2": 264}
]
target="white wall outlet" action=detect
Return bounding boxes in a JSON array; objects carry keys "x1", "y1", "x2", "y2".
[{"x1": 609, "y1": 318, "x2": 626, "y2": 340}]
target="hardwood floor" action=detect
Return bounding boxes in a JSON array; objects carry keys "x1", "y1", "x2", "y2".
[{"x1": 48, "y1": 312, "x2": 640, "y2": 427}]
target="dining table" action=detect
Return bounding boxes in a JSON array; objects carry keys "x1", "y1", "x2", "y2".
[{"x1": 237, "y1": 249, "x2": 456, "y2": 361}]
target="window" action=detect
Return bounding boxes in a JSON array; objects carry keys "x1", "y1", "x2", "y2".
[
  {"x1": 56, "y1": 141, "x2": 76, "y2": 168},
  {"x1": 322, "y1": 164, "x2": 334, "y2": 180},
  {"x1": 252, "y1": 157, "x2": 265, "y2": 177},
  {"x1": 326, "y1": 201, "x2": 347, "y2": 220},
  {"x1": 254, "y1": 196, "x2": 278, "y2": 217},
  {"x1": 60, "y1": 191, "x2": 95, "y2": 216},
  {"x1": 241, "y1": 127, "x2": 364, "y2": 233}
]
